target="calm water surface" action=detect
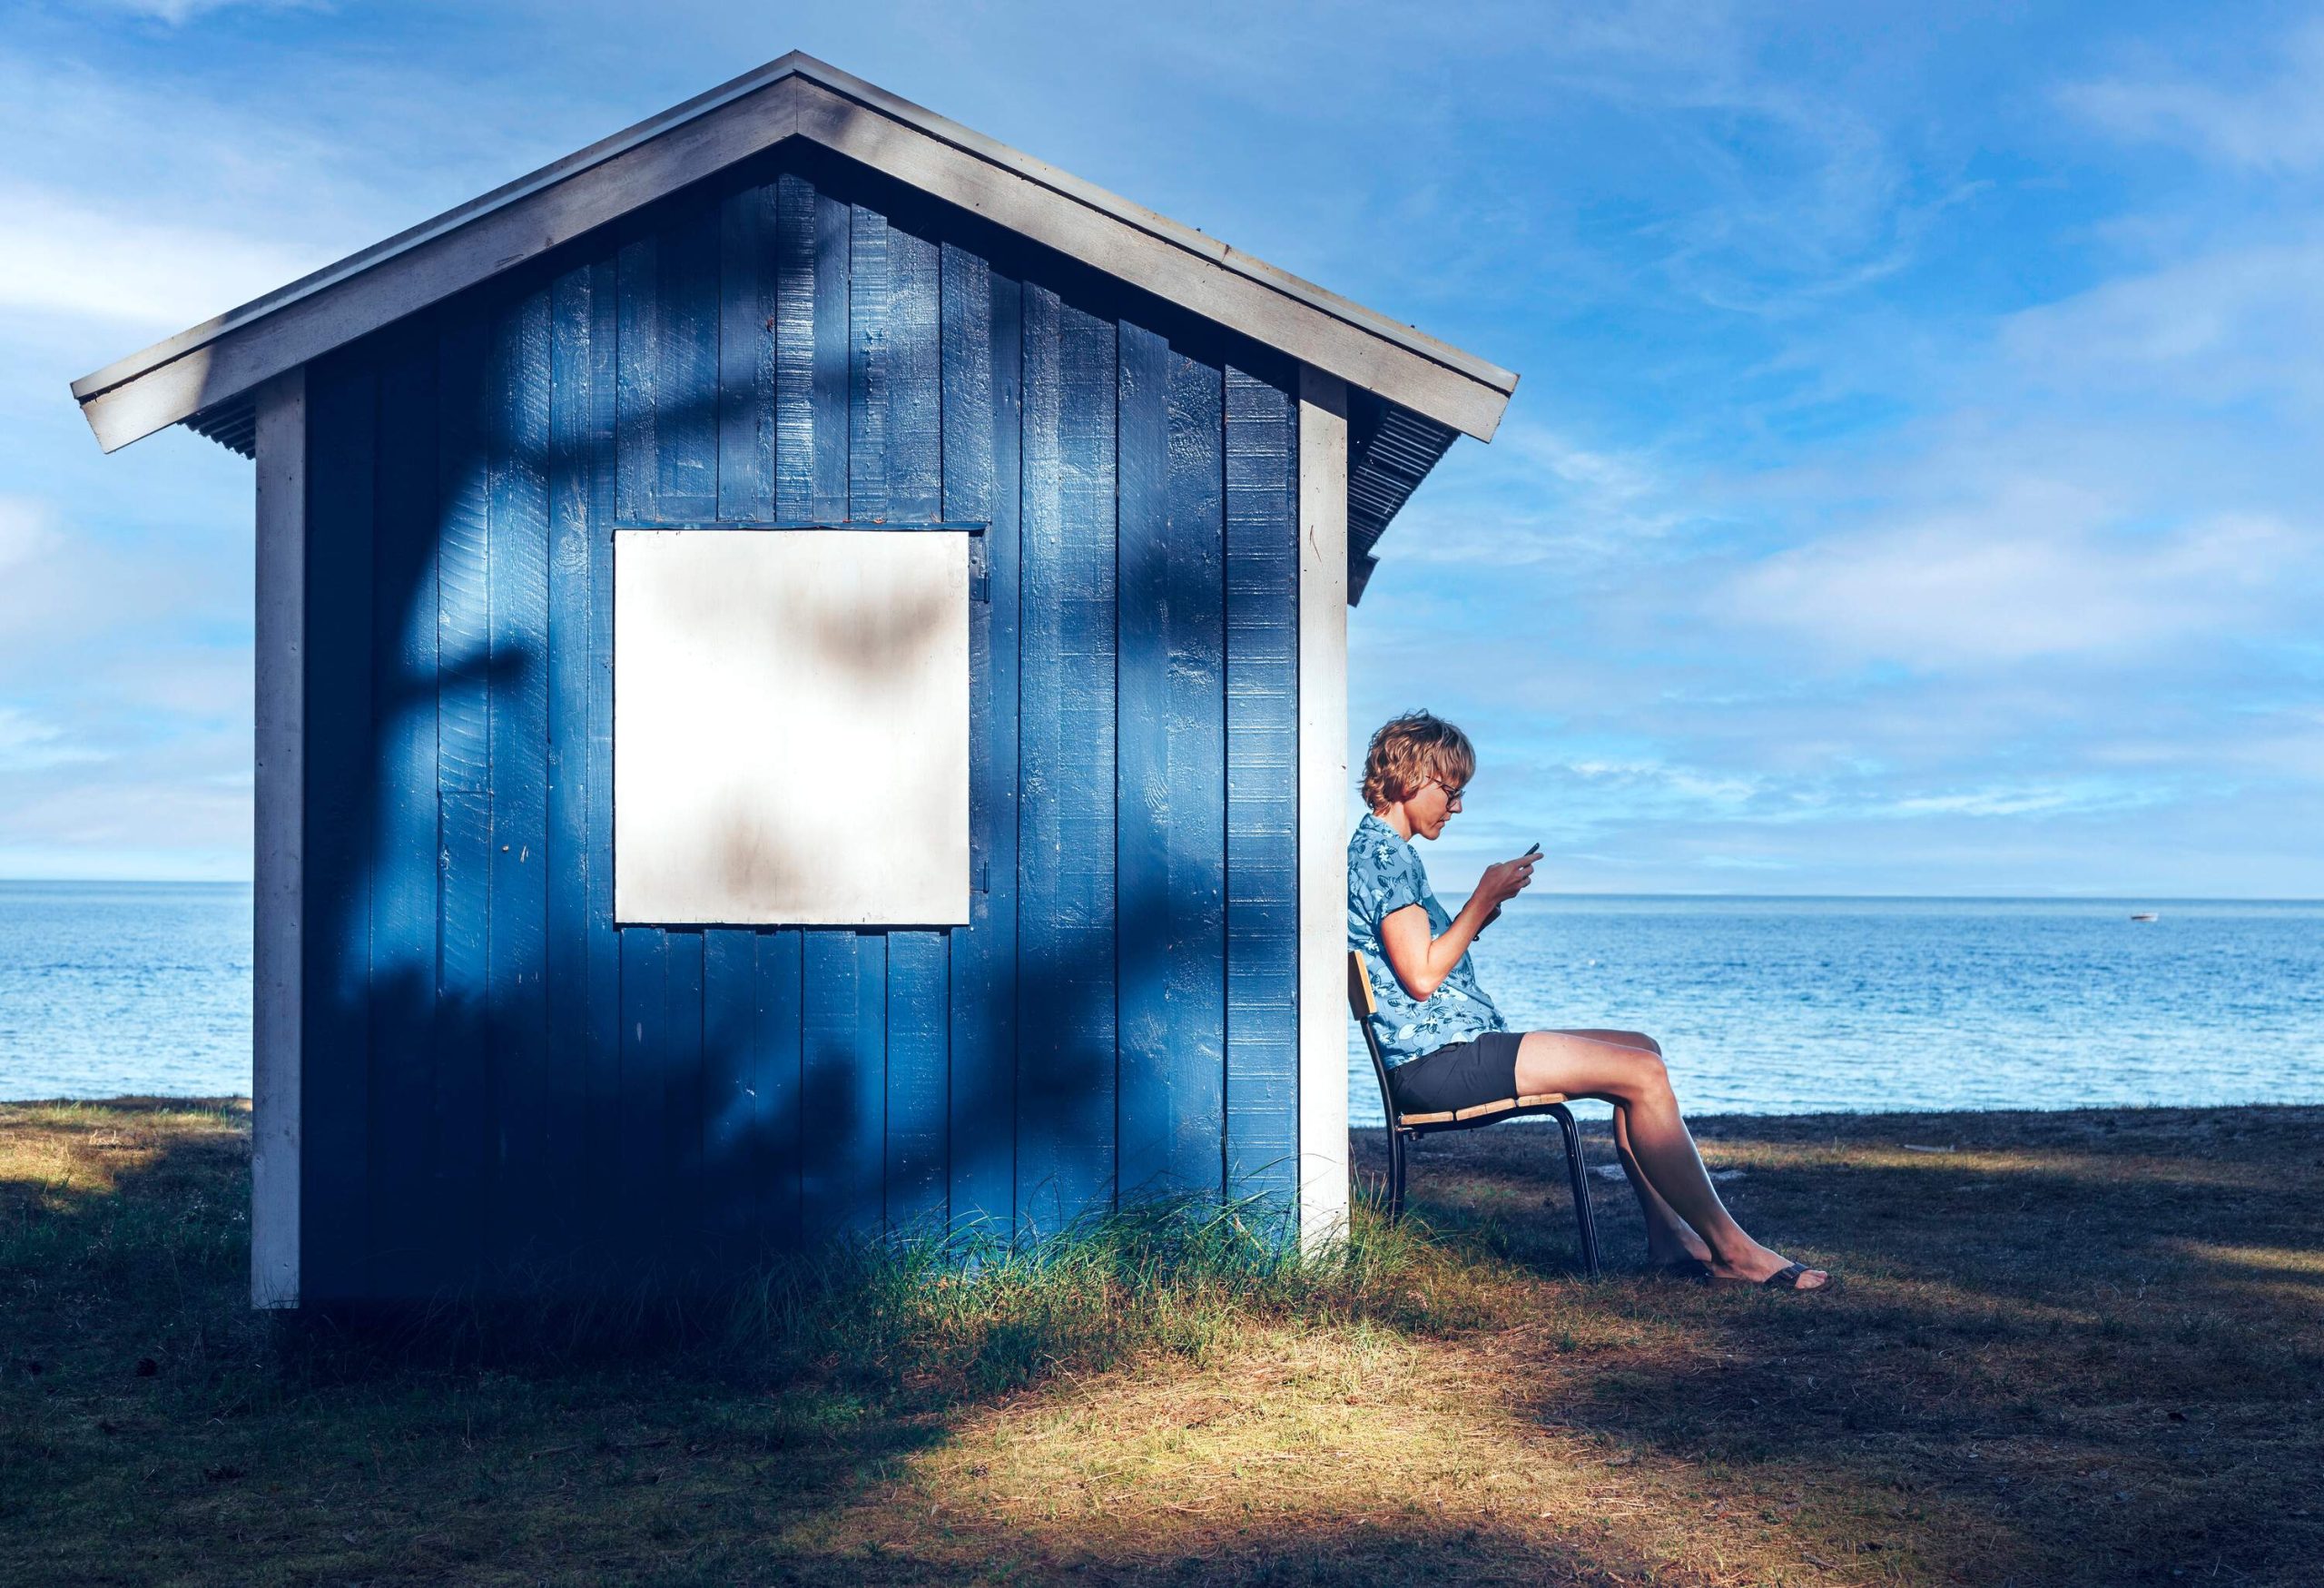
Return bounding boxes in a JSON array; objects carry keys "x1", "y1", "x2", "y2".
[
  {"x1": 0, "y1": 882, "x2": 251, "y2": 1100},
  {"x1": 1353, "y1": 895, "x2": 2324, "y2": 1125},
  {"x1": 1, "y1": 883, "x2": 2318, "y2": 1123}
]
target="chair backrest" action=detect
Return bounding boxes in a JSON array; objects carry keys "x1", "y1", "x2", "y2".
[{"x1": 1346, "y1": 950, "x2": 1402, "y2": 1129}]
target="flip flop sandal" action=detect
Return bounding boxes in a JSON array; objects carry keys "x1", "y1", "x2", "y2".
[
  {"x1": 1652, "y1": 1257, "x2": 1714, "y2": 1280},
  {"x1": 1703, "y1": 1261, "x2": 1836, "y2": 1291}
]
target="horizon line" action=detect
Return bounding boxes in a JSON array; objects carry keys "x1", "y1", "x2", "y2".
[{"x1": 2, "y1": 877, "x2": 2319, "y2": 906}]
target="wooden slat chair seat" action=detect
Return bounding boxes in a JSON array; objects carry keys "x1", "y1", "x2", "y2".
[{"x1": 1349, "y1": 950, "x2": 1601, "y2": 1277}]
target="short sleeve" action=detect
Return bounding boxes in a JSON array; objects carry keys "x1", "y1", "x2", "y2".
[
  {"x1": 1356, "y1": 838, "x2": 1425, "y2": 930},
  {"x1": 1378, "y1": 847, "x2": 1425, "y2": 921}
]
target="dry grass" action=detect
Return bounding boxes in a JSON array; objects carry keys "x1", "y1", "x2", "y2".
[{"x1": 3, "y1": 1098, "x2": 2320, "y2": 1585}]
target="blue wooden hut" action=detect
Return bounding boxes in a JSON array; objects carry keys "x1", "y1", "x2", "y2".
[{"x1": 72, "y1": 54, "x2": 1516, "y2": 1307}]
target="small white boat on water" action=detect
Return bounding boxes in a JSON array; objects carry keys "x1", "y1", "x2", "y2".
[{"x1": 2130, "y1": 912, "x2": 2159, "y2": 922}]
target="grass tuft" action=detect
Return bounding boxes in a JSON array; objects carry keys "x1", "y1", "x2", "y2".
[{"x1": 267, "y1": 1185, "x2": 1502, "y2": 1398}]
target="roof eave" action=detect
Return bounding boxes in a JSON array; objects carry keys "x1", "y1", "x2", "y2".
[{"x1": 72, "y1": 52, "x2": 1515, "y2": 455}]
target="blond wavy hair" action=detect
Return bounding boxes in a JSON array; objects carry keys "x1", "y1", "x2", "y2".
[{"x1": 1362, "y1": 711, "x2": 1476, "y2": 814}]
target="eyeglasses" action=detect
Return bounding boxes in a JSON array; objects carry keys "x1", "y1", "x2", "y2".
[{"x1": 1425, "y1": 776, "x2": 1466, "y2": 808}]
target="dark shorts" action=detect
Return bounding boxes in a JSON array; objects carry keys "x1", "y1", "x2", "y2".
[{"x1": 1386, "y1": 1030, "x2": 1525, "y2": 1118}]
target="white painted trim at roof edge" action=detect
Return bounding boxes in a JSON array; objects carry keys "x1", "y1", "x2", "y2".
[{"x1": 71, "y1": 54, "x2": 1517, "y2": 453}]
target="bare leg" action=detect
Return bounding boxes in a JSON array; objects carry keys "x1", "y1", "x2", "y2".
[
  {"x1": 1551, "y1": 1029, "x2": 1712, "y2": 1265},
  {"x1": 1516, "y1": 1030, "x2": 1827, "y2": 1287},
  {"x1": 1548, "y1": 1031, "x2": 1709, "y2": 1265},
  {"x1": 1614, "y1": 1105, "x2": 1712, "y2": 1266}
]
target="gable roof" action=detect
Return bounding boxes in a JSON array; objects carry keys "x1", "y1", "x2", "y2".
[{"x1": 71, "y1": 53, "x2": 1514, "y2": 593}]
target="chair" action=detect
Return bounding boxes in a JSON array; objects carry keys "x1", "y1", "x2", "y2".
[{"x1": 1347, "y1": 950, "x2": 1601, "y2": 1278}]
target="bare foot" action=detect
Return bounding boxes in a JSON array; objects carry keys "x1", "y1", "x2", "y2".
[{"x1": 1647, "y1": 1228, "x2": 1715, "y2": 1269}]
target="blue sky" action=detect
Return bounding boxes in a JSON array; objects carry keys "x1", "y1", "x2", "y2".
[{"x1": 2, "y1": 2, "x2": 2318, "y2": 895}]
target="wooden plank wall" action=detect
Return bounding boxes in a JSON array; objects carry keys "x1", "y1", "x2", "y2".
[{"x1": 297, "y1": 153, "x2": 1302, "y2": 1297}]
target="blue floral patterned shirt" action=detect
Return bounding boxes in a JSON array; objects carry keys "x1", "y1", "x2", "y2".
[{"x1": 1346, "y1": 811, "x2": 1509, "y2": 1067}]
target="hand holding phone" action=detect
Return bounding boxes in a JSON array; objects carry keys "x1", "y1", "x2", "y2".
[{"x1": 1478, "y1": 844, "x2": 1541, "y2": 935}]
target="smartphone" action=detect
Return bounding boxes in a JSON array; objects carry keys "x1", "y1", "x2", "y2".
[{"x1": 1521, "y1": 842, "x2": 1541, "y2": 859}]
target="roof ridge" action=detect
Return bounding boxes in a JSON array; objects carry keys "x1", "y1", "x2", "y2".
[{"x1": 72, "y1": 51, "x2": 1516, "y2": 453}]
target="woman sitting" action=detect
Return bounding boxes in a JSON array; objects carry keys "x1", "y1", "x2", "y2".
[{"x1": 1348, "y1": 710, "x2": 1832, "y2": 1290}]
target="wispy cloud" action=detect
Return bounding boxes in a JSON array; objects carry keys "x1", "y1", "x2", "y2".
[
  {"x1": 1883, "y1": 782, "x2": 2158, "y2": 820},
  {"x1": 1724, "y1": 490, "x2": 2309, "y2": 668},
  {"x1": 0, "y1": 182, "x2": 320, "y2": 331},
  {"x1": 0, "y1": 493, "x2": 242, "y2": 656},
  {"x1": 0, "y1": 496, "x2": 58, "y2": 573},
  {"x1": 96, "y1": 0, "x2": 324, "y2": 21},
  {"x1": 2061, "y1": 24, "x2": 2324, "y2": 173},
  {"x1": 0, "y1": 707, "x2": 107, "y2": 772},
  {"x1": 1391, "y1": 421, "x2": 1717, "y2": 574},
  {"x1": 1999, "y1": 240, "x2": 2324, "y2": 410}
]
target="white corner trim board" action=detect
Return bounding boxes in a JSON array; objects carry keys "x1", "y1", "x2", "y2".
[
  {"x1": 1296, "y1": 365, "x2": 1352, "y2": 1252},
  {"x1": 251, "y1": 368, "x2": 305, "y2": 1309}
]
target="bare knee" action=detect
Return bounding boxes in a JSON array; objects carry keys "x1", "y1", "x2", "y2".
[
  {"x1": 1612, "y1": 1048, "x2": 1673, "y2": 1105},
  {"x1": 1637, "y1": 1050, "x2": 1670, "y2": 1090},
  {"x1": 1625, "y1": 1031, "x2": 1663, "y2": 1057}
]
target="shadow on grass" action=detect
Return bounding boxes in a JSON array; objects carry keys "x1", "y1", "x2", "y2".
[
  {"x1": 1353, "y1": 1108, "x2": 2324, "y2": 1587},
  {"x1": 10, "y1": 1101, "x2": 2324, "y2": 1585},
  {"x1": 4, "y1": 1100, "x2": 1579, "y2": 1584}
]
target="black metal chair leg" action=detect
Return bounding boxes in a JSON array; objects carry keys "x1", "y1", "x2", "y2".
[
  {"x1": 1549, "y1": 1104, "x2": 1601, "y2": 1279},
  {"x1": 1388, "y1": 1129, "x2": 1409, "y2": 1224}
]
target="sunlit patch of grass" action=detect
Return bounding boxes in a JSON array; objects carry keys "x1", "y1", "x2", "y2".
[
  {"x1": 2173, "y1": 1240, "x2": 2324, "y2": 1278},
  {"x1": 0, "y1": 1097, "x2": 245, "y2": 1200}
]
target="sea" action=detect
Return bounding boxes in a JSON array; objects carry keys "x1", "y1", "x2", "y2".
[{"x1": 3, "y1": 882, "x2": 2320, "y2": 1125}]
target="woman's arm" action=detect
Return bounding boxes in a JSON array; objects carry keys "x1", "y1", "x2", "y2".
[{"x1": 1377, "y1": 856, "x2": 1534, "y2": 1000}]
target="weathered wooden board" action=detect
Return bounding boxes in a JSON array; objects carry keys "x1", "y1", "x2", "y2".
[
  {"x1": 1017, "y1": 284, "x2": 1120, "y2": 1231},
  {"x1": 435, "y1": 297, "x2": 494, "y2": 1284},
  {"x1": 547, "y1": 263, "x2": 596, "y2": 1249},
  {"x1": 486, "y1": 286, "x2": 552, "y2": 1268},
  {"x1": 665, "y1": 926, "x2": 706, "y2": 1238},
  {"x1": 755, "y1": 926, "x2": 805, "y2": 1243},
  {"x1": 885, "y1": 930, "x2": 948, "y2": 1231},
  {"x1": 711, "y1": 930, "x2": 766, "y2": 1228},
  {"x1": 888, "y1": 220, "x2": 943, "y2": 523},
  {"x1": 849, "y1": 203, "x2": 890, "y2": 523},
  {"x1": 812, "y1": 190, "x2": 851, "y2": 522},
  {"x1": 716, "y1": 182, "x2": 777, "y2": 523},
  {"x1": 300, "y1": 350, "x2": 374, "y2": 1302},
  {"x1": 619, "y1": 925, "x2": 668, "y2": 1251},
  {"x1": 1224, "y1": 364, "x2": 1301, "y2": 1212},
  {"x1": 1160, "y1": 341, "x2": 1228, "y2": 1198},
  {"x1": 368, "y1": 323, "x2": 441, "y2": 1297},
  {"x1": 773, "y1": 173, "x2": 818, "y2": 525},
  {"x1": 948, "y1": 253, "x2": 1017, "y2": 1240},
  {"x1": 580, "y1": 260, "x2": 624, "y2": 1249}
]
